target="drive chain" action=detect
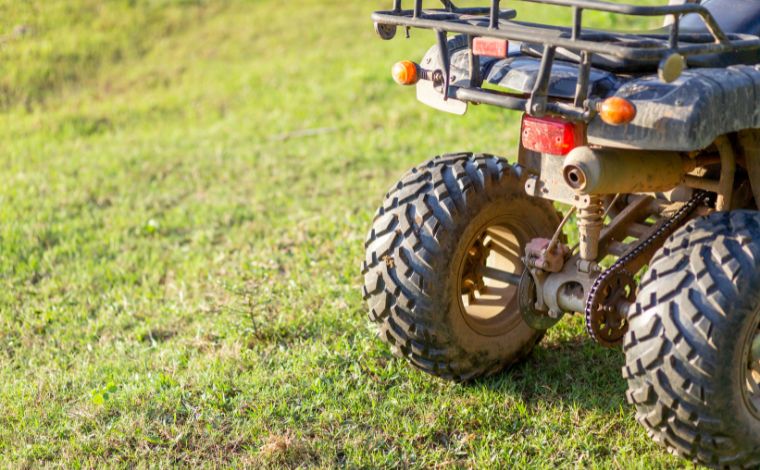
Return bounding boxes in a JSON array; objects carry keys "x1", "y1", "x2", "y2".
[{"x1": 584, "y1": 190, "x2": 710, "y2": 345}]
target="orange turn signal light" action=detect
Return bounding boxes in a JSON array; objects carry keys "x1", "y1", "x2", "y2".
[
  {"x1": 598, "y1": 97, "x2": 636, "y2": 126},
  {"x1": 392, "y1": 60, "x2": 419, "y2": 86}
]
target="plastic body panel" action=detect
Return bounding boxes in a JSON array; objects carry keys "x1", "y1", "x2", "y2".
[{"x1": 587, "y1": 65, "x2": 760, "y2": 151}]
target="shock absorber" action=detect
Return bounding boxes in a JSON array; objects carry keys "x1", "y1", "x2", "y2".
[{"x1": 577, "y1": 196, "x2": 604, "y2": 261}]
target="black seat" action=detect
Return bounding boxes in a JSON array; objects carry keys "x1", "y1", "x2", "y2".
[
  {"x1": 679, "y1": 0, "x2": 760, "y2": 68},
  {"x1": 525, "y1": 0, "x2": 760, "y2": 73},
  {"x1": 681, "y1": 0, "x2": 760, "y2": 37}
]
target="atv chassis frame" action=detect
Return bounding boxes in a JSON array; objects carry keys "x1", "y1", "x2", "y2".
[
  {"x1": 372, "y1": 0, "x2": 760, "y2": 345},
  {"x1": 372, "y1": 0, "x2": 760, "y2": 122}
]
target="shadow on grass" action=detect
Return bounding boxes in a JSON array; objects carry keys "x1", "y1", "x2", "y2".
[{"x1": 470, "y1": 336, "x2": 628, "y2": 413}]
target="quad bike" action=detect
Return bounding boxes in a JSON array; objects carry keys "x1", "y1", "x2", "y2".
[{"x1": 362, "y1": 0, "x2": 760, "y2": 467}]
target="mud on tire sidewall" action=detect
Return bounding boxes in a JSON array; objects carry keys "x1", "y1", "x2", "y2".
[
  {"x1": 624, "y1": 210, "x2": 760, "y2": 466},
  {"x1": 362, "y1": 154, "x2": 560, "y2": 380},
  {"x1": 443, "y1": 197, "x2": 555, "y2": 357}
]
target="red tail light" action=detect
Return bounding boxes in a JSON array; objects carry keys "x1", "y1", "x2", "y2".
[
  {"x1": 521, "y1": 115, "x2": 584, "y2": 156},
  {"x1": 472, "y1": 37, "x2": 509, "y2": 58}
]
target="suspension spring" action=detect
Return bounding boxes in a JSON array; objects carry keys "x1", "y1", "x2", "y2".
[{"x1": 577, "y1": 197, "x2": 604, "y2": 261}]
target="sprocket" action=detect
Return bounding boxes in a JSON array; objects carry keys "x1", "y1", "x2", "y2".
[
  {"x1": 585, "y1": 270, "x2": 636, "y2": 347},
  {"x1": 584, "y1": 190, "x2": 709, "y2": 347}
]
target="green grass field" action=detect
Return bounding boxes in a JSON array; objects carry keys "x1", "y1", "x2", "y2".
[{"x1": 0, "y1": 0, "x2": 693, "y2": 467}]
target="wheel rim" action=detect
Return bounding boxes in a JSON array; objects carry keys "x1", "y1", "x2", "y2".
[
  {"x1": 457, "y1": 220, "x2": 529, "y2": 337},
  {"x1": 744, "y1": 322, "x2": 760, "y2": 419}
]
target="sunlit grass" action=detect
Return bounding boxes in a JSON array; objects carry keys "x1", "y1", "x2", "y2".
[{"x1": 0, "y1": 0, "x2": 688, "y2": 466}]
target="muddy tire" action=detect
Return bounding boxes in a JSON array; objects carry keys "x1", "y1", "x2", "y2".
[
  {"x1": 361, "y1": 153, "x2": 560, "y2": 381},
  {"x1": 623, "y1": 211, "x2": 760, "y2": 468}
]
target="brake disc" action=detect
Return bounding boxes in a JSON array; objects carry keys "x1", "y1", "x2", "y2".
[{"x1": 519, "y1": 270, "x2": 561, "y2": 330}]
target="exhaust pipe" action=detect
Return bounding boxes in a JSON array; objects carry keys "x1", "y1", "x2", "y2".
[{"x1": 562, "y1": 146, "x2": 697, "y2": 195}]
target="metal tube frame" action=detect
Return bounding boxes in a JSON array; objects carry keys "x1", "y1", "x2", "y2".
[
  {"x1": 373, "y1": 0, "x2": 760, "y2": 122},
  {"x1": 715, "y1": 135, "x2": 737, "y2": 210}
]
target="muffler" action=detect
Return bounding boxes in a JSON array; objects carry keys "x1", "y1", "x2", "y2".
[{"x1": 562, "y1": 146, "x2": 696, "y2": 195}]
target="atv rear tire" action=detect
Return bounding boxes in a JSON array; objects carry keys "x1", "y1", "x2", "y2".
[
  {"x1": 362, "y1": 153, "x2": 560, "y2": 381},
  {"x1": 623, "y1": 211, "x2": 760, "y2": 468}
]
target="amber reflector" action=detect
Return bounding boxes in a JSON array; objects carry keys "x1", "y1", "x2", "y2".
[
  {"x1": 472, "y1": 37, "x2": 509, "y2": 58},
  {"x1": 599, "y1": 97, "x2": 636, "y2": 126},
  {"x1": 392, "y1": 61, "x2": 419, "y2": 86}
]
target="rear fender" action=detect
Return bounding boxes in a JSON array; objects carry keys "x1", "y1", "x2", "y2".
[
  {"x1": 588, "y1": 66, "x2": 760, "y2": 151},
  {"x1": 415, "y1": 35, "x2": 617, "y2": 115},
  {"x1": 415, "y1": 35, "x2": 471, "y2": 115}
]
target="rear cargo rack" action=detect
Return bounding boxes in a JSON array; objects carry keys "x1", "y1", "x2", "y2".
[{"x1": 372, "y1": 0, "x2": 760, "y2": 121}]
